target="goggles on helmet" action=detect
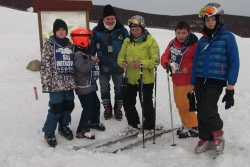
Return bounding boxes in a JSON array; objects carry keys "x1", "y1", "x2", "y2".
[
  {"x1": 128, "y1": 18, "x2": 141, "y2": 27},
  {"x1": 199, "y1": 6, "x2": 223, "y2": 18}
]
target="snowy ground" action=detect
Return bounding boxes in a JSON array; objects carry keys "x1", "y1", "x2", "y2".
[{"x1": 0, "y1": 6, "x2": 249, "y2": 167}]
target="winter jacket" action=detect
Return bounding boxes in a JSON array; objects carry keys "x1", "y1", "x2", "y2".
[
  {"x1": 190, "y1": 25, "x2": 240, "y2": 86},
  {"x1": 117, "y1": 32, "x2": 160, "y2": 85},
  {"x1": 161, "y1": 33, "x2": 198, "y2": 86},
  {"x1": 91, "y1": 19, "x2": 129, "y2": 75},
  {"x1": 40, "y1": 36, "x2": 76, "y2": 93},
  {"x1": 73, "y1": 51, "x2": 98, "y2": 95}
]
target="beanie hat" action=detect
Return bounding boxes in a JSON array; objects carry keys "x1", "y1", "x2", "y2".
[
  {"x1": 53, "y1": 19, "x2": 68, "y2": 35},
  {"x1": 102, "y1": 4, "x2": 116, "y2": 18}
]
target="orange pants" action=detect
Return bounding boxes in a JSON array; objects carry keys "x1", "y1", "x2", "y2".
[{"x1": 173, "y1": 85, "x2": 198, "y2": 128}]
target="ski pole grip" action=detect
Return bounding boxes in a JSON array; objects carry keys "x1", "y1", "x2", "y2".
[
  {"x1": 165, "y1": 63, "x2": 170, "y2": 73},
  {"x1": 34, "y1": 87, "x2": 38, "y2": 100}
]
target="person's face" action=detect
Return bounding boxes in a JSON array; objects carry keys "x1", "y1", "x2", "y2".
[
  {"x1": 175, "y1": 28, "x2": 190, "y2": 43},
  {"x1": 205, "y1": 16, "x2": 216, "y2": 29},
  {"x1": 103, "y1": 16, "x2": 116, "y2": 26},
  {"x1": 130, "y1": 27, "x2": 143, "y2": 38},
  {"x1": 56, "y1": 28, "x2": 67, "y2": 39}
]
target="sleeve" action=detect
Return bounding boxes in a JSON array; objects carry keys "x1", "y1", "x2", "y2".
[
  {"x1": 74, "y1": 53, "x2": 96, "y2": 74},
  {"x1": 140, "y1": 37, "x2": 160, "y2": 69},
  {"x1": 40, "y1": 42, "x2": 52, "y2": 86},
  {"x1": 117, "y1": 39, "x2": 128, "y2": 67},
  {"x1": 226, "y1": 33, "x2": 240, "y2": 85},
  {"x1": 90, "y1": 27, "x2": 97, "y2": 56},
  {"x1": 190, "y1": 42, "x2": 200, "y2": 85},
  {"x1": 186, "y1": 43, "x2": 197, "y2": 73},
  {"x1": 160, "y1": 42, "x2": 171, "y2": 69}
]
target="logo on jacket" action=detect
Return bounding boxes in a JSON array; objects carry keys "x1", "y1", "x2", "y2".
[{"x1": 118, "y1": 35, "x2": 123, "y2": 40}]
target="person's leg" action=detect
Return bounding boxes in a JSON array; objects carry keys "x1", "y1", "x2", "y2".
[
  {"x1": 195, "y1": 84, "x2": 223, "y2": 152},
  {"x1": 176, "y1": 85, "x2": 198, "y2": 128},
  {"x1": 140, "y1": 83, "x2": 155, "y2": 130},
  {"x1": 77, "y1": 93, "x2": 94, "y2": 131},
  {"x1": 90, "y1": 92, "x2": 105, "y2": 131},
  {"x1": 43, "y1": 92, "x2": 65, "y2": 133},
  {"x1": 43, "y1": 92, "x2": 65, "y2": 147},
  {"x1": 58, "y1": 90, "x2": 75, "y2": 140},
  {"x1": 195, "y1": 84, "x2": 223, "y2": 140},
  {"x1": 112, "y1": 73, "x2": 123, "y2": 120},
  {"x1": 99, "y1": 74, "x2": 112, "y2": 119},
  {"x1": 123, "y1": 84, "x2": 140, "y2": 128}
]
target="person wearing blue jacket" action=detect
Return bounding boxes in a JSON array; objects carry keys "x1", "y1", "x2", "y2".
[
  {"x1": 91, "y1": 4, "x2": 129, "y2": 121},
  {"x1": 190, "y1": 3, "x2": 240, "y2": 154}
]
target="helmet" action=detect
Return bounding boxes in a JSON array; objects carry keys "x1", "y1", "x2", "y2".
[
  {"x1": 199, "y1": 3, "x2": 224, "y2": 18},
  {"x1": 70, "y1": 28, "x2": 92, "y2": 48},
  {"x1": 128, "y1": 15, "x2": 145, "y2": 28}
]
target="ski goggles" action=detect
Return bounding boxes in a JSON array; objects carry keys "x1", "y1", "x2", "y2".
[
  {"x1": 128, "y1": 18, "x2": 141, "y2": 27},
  {"x1": 199, "y1": 6, "x2": 222, "y2": 18}
]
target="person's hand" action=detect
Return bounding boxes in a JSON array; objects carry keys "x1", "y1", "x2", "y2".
[
  {"x1": 122, "y1": 61, "x2": 128, "y2": 69},
  {"x1": 189, "y1": 85, "x2": 195, "y2": 93},
  {"x1": 182, "y1": 67, "x2": 188, "y2": 74},
  {"x1": 91, "y1": 56, "x2": 99, "y2": 64},
  {"x1": 131, "y1": 60, "x2": 140, "y2": 69},
  {"x1": 222, "y1": 89, "x2": 234, "y2": 109}
]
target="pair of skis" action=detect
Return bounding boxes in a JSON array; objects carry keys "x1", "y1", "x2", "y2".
[{"x1": 73, "y1": 126, "x2": 178, "y2": 153}]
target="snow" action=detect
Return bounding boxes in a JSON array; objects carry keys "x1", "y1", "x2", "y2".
[{"x1": 0, "y1": 6, "x2": 249, "y2": 167}]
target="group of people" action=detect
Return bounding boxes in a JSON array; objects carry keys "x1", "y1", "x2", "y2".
[{"x1": 40, "y1": 2, "x2": 240, "y2": 155}]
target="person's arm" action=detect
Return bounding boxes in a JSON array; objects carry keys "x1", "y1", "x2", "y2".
[
  {"x1": 226, "y1": 33, "x2": 240, "y2": 88},
  {"x1": 140, "y1": 37, "x2": 160, "y2": 69},
  {"x1": 160, "y1": 42, "x2": 171, "y2": 69},
  {"x1": 90, "y1": 27, "x2": 97, "y2": 56},
  {"x1": 40, "y1": 42, "x2": 52, "y2": 87}
]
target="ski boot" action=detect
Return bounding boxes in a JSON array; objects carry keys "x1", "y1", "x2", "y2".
[{"x1": 44, "y1": 132, "x2": 57, "y2": 148}]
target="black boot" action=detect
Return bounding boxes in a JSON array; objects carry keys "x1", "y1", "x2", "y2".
[
  {"x1": 114, "y1": 99, "x2": 123, "y2": 121},
  {"x1": 103, "y1": 99, "x2": 112, "y2": 120},
  {"x1": 90, "y1": 123, "x2": 106, "y2": 131},
  {"x1": 58, "y1": 124, "x2": 74, "y2": 140},
  {"x1": 44, "y1": 132, "x2": 57, "y2": 147}
]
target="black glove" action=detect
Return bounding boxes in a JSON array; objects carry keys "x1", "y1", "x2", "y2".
[
  {"x1": 222, "y1": 89, "x2": 234, "y2": 109},
  {"x1": 165, "y1": 63, "x2": 173, "y2": 76},
  {"x1": 187, "y1": 92, "x2": 197, "y2": 111}
]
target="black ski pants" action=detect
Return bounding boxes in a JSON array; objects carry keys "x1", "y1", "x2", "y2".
[
  {"x1": 122, "y1": 83, "x2": 155, "y2": 130},
  {"x1": 195, "y1": 84, "x2": 223, "y2": 141}
]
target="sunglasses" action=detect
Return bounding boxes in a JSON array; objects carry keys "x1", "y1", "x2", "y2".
[{"x1": 199, "y1": 6, "x2": 223, "y2": 18}]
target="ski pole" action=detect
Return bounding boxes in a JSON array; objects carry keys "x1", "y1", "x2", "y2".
[
  {"x1": 153, "y1": 61, "x2": 157, "y2": 144},
  {"x1": 165, "y1": 63, "x2": 177, "y2": 146},
  {"x1": 140, "y1": 62, "x2": 145, "y2": 148}
]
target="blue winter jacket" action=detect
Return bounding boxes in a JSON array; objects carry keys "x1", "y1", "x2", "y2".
[
  {"x1": 91, "y1": 19, "x2": 129, "y2": 74},
  {"x1": 190, "y1": 25, "x2": 240, "y2": 86}
]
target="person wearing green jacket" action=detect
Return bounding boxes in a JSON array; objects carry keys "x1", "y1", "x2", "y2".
[{"x1": 117, "y1": 15, "x2": 160, "y2": 135}]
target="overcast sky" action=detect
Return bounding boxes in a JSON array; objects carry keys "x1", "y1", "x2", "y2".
[{"x1": 92, "y1": 0, "x2": 250, "y2": 17}]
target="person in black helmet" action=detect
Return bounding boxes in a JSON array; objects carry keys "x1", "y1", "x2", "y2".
[{"x1": 190, "y1": 3, "x2": 240, "y2": 154}]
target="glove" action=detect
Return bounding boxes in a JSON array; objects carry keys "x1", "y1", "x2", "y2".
[
  {"x1": 187, "y1": 92, "x2": 197, "y2": 111},
  {"x1": 165, "y1": 63, "x2": 173, "y2": 76},
  {"x1": 222, "y1": 89, "x2": 234, "y2": 109}
]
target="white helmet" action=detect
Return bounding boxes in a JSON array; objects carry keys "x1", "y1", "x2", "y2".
[
  {"x1": 128, "y1": 15, "x2": 145, "y2": 28},
  {"x1": 199, "y1": 3, "x2": 224, "y2": 18}
]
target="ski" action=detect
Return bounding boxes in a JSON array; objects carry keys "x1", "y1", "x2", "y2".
[
  {"x1": 99, "y1": 127, "x2": 177, "y2": 153},
  {"x1": 73, "y1": 130, "x2": 139, "y2": 151}
]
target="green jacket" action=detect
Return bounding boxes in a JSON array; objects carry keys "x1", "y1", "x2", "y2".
[{"x1": 117, "y1": 33, "x2": 160, "y2": 85}]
